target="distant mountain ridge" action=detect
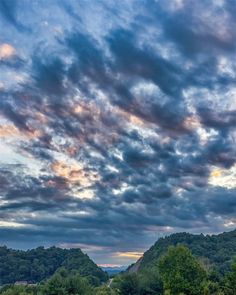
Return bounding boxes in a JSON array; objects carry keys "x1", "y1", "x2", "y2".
[
  {"x1": 0, "y1": 246, "x2": 108, "y2": 285},
  {"x1": 128, "y1": 229, "x2": 236, "y2": 275},
  {"x1": 101, "y1": 265, "x2": 127, "y2": 275}
]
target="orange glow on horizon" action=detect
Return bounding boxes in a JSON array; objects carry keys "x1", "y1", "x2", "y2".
[{"x1": 116, "y1": 251, "x2": 143, "y2": 259}]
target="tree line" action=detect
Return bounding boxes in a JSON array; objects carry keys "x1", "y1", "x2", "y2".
[{"x1": 1, "y1": 245, "x2": 236, "y2": 295}]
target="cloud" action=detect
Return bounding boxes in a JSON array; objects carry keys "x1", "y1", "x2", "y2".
[
  {"x1": 209, "y1": 165, "x2": 236, "y2": 189},
  {"x1": 32, "y1": 56, "x2": 66, "y2": 95},
  {"x1": 0, "y1": 0, "x2": 30, "y2": 32},
  {"x1": 198, "y1": 107, "x2": 236, "y2": 130},
  {"x1": 0, "y1": 44, "x2": 16, "y2": 60},
  {"x1": 115, "y1": 252, "x2": 143, "y2": 259},
  {"x1": 0, "y1": 0, "x2": 236, "y2": 264}
]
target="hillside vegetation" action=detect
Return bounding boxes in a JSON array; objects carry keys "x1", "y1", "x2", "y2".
[
  {"x1": 0, "y1": 246, "x2": 108, "y2": 285},
  {"x1": 129, "y1": 230, "x2": 236, "y2": 275}
]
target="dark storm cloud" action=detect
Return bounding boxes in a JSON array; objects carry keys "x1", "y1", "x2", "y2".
[
  {"x1": 0, "y1": 0, "x2": 30, "y2": 32},
  {"x1": 122, "y1": 184, "x2": 172, "y2": 204},
  {"x1": 0, "y1": 54, "x2": 24, "y2": 68},
  {"x1": 65, "y1": 31, "x2": 112, "y2": 100},
  {"x1": 204, "y1": 135, "x2": 236, "y2": 168},
  {"x1": 160, "y1": 3, "x2": 236, "y2": 56},
  {"x1": 0, "y1": 100, "x2": 29, "y2": 131},
  {"x1": 32, "y1": 55, "x2": 66, "y2": 95},
  {"x1": 0, "y1": 166, "x2": 72, "y2": 210},
  {"x1": 0, "y1": 0, "x2": 236, "y2": 264},
  {"x1": 58, "y1": 1, "x2": 82, "y2": 23},
  {"x1": 123, "y1": 147, "x2": 154, "y2": 167},
  {"x1": 198, "y1": 107, "x2": 236, "y2": 130},
  {"x1": 107, "y1": 29, "x2": 183, "y2": 95}
]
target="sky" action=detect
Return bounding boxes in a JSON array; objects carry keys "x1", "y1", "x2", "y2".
[{"x1": 0, "y1": 0, "x2": 236, "y2": 266}]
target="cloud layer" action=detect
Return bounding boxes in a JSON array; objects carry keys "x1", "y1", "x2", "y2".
[{"x1": 0, "y1": 0, "x2": 236, "y2": 264}]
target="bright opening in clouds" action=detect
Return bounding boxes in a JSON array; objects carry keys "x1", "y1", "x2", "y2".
[{"x1": 0, "y1": 0, "x2": 236, "y2": 265}]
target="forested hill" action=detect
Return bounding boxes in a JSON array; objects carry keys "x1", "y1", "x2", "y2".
[
  {"x1": 129, "y1": 229, "x2": 236, "y2": 274},
  {"x1": 0, "y1": 246, "x2": 108, "y2": 285}
]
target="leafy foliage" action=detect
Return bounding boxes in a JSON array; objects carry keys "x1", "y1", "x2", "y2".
[
  {"x1": 222, "y1": 258, "x2": 236, "y2": 295},
  {"x1": 112, "y1": 273, "x2": 139, "y2": 295},
  {"x1": 158, "y1": 245, "x2": 207, "y2": 295},
  {"x1": 0, "y1": 285, "x2": 37, "y2": 295},
  {"x1": 112, "y1": 267, "x2": 163, "y2": 295},
  {"x1": 40, "y1": 268, "x2": 93, "y2": 295}
]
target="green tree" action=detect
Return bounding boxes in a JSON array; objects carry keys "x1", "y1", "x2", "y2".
[
  {"x1": 223, "y1": 257, "x2": 236, "y2": 295},
  {"x1": 158, "y1": 245, "x2": 207, "y2": 295},
  {"x1": 138, "y1": 267, "x2": 163, "y2": 295},
  {"x1": 40, "y1": 268, "x2": 93, "y2": 295},
  {"x1": 112, "y1": 273, "x2": 139, "y2": 295},
  {"x1": 0, "y1": 285, "x2": 36, "y2": 295}
]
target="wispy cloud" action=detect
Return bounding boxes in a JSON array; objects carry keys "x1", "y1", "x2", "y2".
[{"x1": 0, "y1": 0, "x2": 236, "y2": 264}]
